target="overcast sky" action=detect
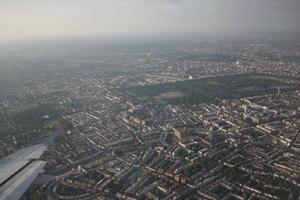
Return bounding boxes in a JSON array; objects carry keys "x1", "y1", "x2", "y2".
[{"x1": 0, "y1": 0, "x2": 299, "y2": 41}]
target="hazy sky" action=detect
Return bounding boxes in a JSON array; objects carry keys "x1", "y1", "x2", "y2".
[{"x1": 0, "y1": 0, "x2": 299, "y2": 41}]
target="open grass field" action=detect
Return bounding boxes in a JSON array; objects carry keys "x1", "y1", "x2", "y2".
[{"x1": 121, "y1": 73, "x2": 300, "y2": 104}]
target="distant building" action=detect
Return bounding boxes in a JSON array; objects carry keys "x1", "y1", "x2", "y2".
[
  {"x1": 173, "y1": 128, "x2": 188, "y2": 139},
  {"x1": 207, "y1": 127, "x2": 214, "y2": 142},
  {"x1": 132, "y1": 117, "x2": 146, "y2": 125}
]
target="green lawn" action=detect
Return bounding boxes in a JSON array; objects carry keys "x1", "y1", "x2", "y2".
[{"x1": 121, "y1": 73, "x2": 298, "y2": 104}]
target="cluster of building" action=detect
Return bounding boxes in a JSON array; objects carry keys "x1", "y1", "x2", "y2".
[{"x1": 0, "y1": 36, "x2": 299, "y2": 199}]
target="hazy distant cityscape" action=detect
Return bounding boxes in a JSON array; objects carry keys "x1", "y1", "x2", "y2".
[{"x1": 0, "y1": 34, "x2": 299, "y2": 199}]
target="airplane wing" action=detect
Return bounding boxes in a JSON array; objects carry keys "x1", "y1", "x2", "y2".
[{"x1": 0, "y1": 144, "x2": 47, "y2": 200}]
